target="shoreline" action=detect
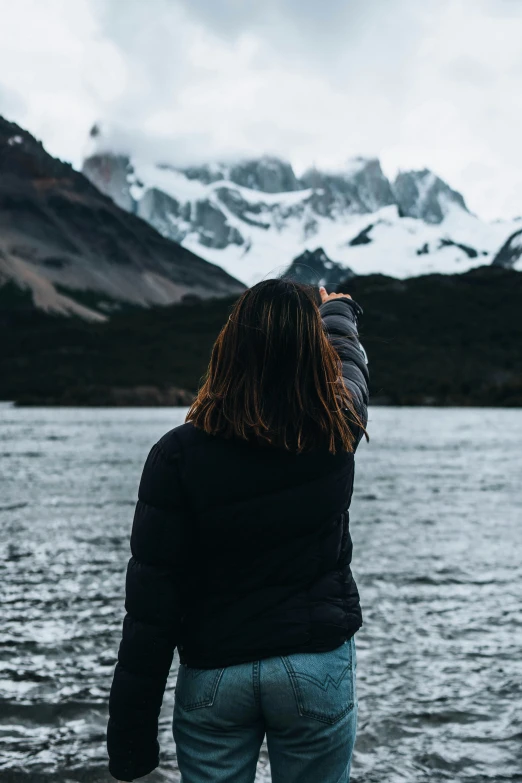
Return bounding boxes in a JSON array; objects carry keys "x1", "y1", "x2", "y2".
[{"x1": 4, "y1": 397, "x2": 522, "y2": 409}]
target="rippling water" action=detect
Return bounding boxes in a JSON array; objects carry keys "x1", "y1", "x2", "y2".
[{"x1": 1, "y1": 405, "x2": 521, "y2": 783}]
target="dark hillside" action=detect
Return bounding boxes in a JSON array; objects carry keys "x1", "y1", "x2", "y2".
[
  {"x1": 0, "y1": 115, "x2": 244, "y2": 320},
  {"x1": 1, "y1": 266, "x2": 521, "y2": 406},
  {"x1": 344, "y1": 265, "x2": 522, "y2": 405}
]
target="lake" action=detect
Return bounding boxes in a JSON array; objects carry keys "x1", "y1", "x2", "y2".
[{"x1": 1, "y1": 405, "x2": 521, "y2": 782}]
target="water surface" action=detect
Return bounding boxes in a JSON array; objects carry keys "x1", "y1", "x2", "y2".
[{"x1": 1, "y1": 405, "x2": 521, "y2": 782}]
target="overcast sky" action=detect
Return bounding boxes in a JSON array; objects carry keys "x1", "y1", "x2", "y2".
[{"x1": 1, "y1": 0, "x2": 521, "y2": 219}]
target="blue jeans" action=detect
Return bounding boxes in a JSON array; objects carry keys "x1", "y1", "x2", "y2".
[{"x1": 173, "y1": 637, "x2": 357, "y2": 783}]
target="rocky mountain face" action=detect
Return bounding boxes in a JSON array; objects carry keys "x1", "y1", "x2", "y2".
[
  {"x1": 82, "y1": 130, "x2": 519, "y2": 285},
  {"x1": 282, "y1": 248, "x2": 354, "y2": 288},
  {"x1": 0, "y1": 117, "x2": 245, "y2": 321},
  {"x1": 82, "y1": 151, "x2": 401, "y2": 252},
  {"x1": 300, "y1": 157, "x2": 396, "y2": 217},
  {"x1": 394, "y1": 169, "x2": 468, "y2": 223},
  {"x1": 492, "y1": 229, "x2": 522, "y2": 270}
]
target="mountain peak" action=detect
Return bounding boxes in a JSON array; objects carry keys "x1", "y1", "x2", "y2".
[
  {"x1": 80, "y1": 136, "x2": 518, "y2": 283},
  {"x1": 0, "y1": 115, "x2": 245, "y2": 320},
  {"x1": 300, "y1": 156, "x2": 395, "y2": 216},
  {"x1": 0, "y1": 114, "x2": 68, "y2": 177},
  {"x1": 344, "y1": 155, "x2": 380, "y2": 173},
  {"x1": 491, "y1": 229, "x2": 522, "y2": 271},
  {"x1": 224, "y1": 155, "x2": 299, "y2": 193},
  {"x1": 282, "y1": 247, "x2": 354, "y2": 287},
  {"x1": 393, "y1": 169, "x2": 469, "y2": 224}
]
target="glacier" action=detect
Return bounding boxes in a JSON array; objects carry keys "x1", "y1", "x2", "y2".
[{"x1": 82, "y1": 140, "x2": 521, "y2": 286}]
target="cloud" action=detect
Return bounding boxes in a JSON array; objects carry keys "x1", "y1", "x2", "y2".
[{"x1": 0, "y1": 0, "x2": 521, "y2": 219}]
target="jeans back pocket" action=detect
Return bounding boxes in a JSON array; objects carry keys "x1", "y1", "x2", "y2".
[
  {"x1": 282, "y1": 638, "x2": 355, "y2": 724},
  {"x1": 175, "y1": 663, "x2": 225, "y2": 711}
]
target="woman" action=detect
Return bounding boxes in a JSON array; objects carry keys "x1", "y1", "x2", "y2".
[{"x1": 108, "y1": 279, "x2": 369, "y2": 783}]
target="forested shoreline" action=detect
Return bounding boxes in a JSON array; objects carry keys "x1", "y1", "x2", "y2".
[{"x1": 3, "y1": 265, "x2": 521, "y2": 407}]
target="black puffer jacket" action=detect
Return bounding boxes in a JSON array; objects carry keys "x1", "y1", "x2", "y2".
[{"x1": 107, "y1": 297, "x2": 369, "y2": 781}]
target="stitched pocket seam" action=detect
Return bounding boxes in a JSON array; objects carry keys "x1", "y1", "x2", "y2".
[
  {"x1": 176, "y1": 667, "x2": 225, "y2": 711},
  {"x1": 281, "y1": 654, "x2": 354, "y2": 724}
]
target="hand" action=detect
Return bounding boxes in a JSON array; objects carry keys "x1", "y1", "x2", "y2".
[{"x1": 319, "y1": 286, "x2": 352, "y2": 304}]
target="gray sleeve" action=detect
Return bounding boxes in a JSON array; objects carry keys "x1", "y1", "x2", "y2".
[{"x1": 319, "y1": 297, "x2": 369, "y2": 447}]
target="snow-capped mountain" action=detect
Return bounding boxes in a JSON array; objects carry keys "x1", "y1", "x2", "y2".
[
  {"x1": 83, "y1": 128, "x2": 520, "y2": 286},
  {"x1": 393, "y1": 169, "x2": 468, "y2": 223}
]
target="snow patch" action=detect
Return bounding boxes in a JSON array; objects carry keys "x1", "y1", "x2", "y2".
[
  {"x1": 181, "y1": 204, "x2": 519, "y2": 284},
  {"x1": 415, "y1": 171, "x2": 437, "y2": 208},
  {"x1": 83, "y1": 153, "x2": 520, "y2": 285},
  {"x1": 509, "y1": 232, "x2": 522, "y2": 251},
  {"x1": 130, "y1": 159, "x2": 314, "y2": 209}
]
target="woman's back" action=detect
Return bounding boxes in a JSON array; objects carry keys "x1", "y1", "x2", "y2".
[
  {"x1": 107, "y1": 282, "x2": 369, "y2": 782},
  {"x1": 143, "y1": 420, "x2": 361, "y2": 669}
]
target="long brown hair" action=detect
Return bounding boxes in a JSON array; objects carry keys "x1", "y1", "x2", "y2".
[{"x1": 186, "y1": 279, "x2": 364, "y2": 454}]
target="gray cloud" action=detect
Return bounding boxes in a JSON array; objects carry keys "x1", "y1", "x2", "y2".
[
  {"x1": 85, "y1": 0, "x2": 435, "y2": 162},
  {"x1": 0, "y1": 83, "x2": 25, "y2": 119},
  {"x1": 0, "y1": 0, "x2": 521, "y2": 218}
]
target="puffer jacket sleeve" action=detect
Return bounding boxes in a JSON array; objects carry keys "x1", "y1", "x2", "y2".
[
  {"x1": 319, "y1": 296, "x2": 369, "y2": 448},
  {"x1": 107, "y1": 436, "x2": 188, "y2": 781}
]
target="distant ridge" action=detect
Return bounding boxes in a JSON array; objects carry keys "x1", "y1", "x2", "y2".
[
  {"x1": 0, "y1": 116, "x2": 245, "y2": 321},
  {"x1": 83, "y1": 127, "x2": 520, "y2": 284}
]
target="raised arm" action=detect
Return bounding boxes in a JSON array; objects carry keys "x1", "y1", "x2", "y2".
[
  {"x1": 319, "y1": 289, "x2": 369, "y2": 449},
  {"x1": 107, "y1": 435, "x2": 189, "y2": 782}
]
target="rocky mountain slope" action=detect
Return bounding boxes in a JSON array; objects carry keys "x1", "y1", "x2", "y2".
[
  {"x1": 282, "y1": 248, "x2": 354, "y2": 288},
  {"x1": 0, "y1": 117, "x2": 245, "y2": 321},
  {"x1": 492, "y1": 229, "x2": 522, "y2": 270},
  {"x1": 83, "y1": 127, "x2": 520, "y2": 285}
]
